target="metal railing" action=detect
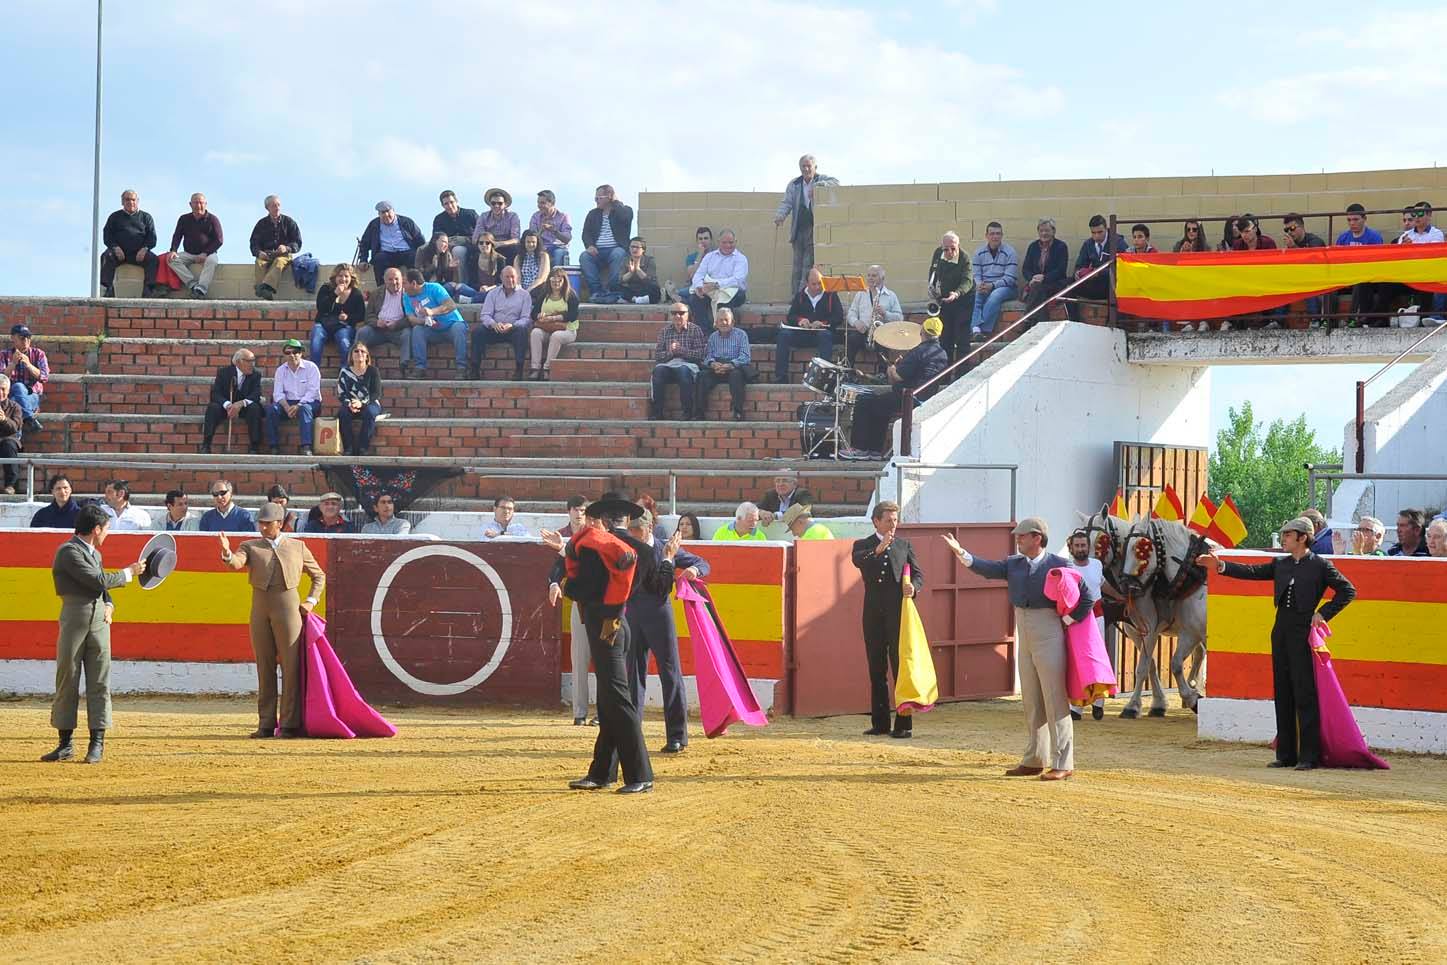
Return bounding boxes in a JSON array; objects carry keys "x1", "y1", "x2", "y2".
[
  {"x1": 1354, "y1": 324, "x2": 1447, "y2": 472},
  {"x1": 1303, "y1": 462, "x2": 1344, "y2": 511},
  {"x1": 892, "y1": 462, "x2": 1018, "y2": 522},
  {"x1": 0, "y1": 456, "x2": 880, "y2": 517},
  {"x1": 898, "y1": 261, "x2": 1111, "y2": 456},
  {"x1": 1304, "y1": 470, "x2": 1447, "y2": 519}
]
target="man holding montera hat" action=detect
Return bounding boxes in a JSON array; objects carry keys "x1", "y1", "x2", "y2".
[{"x1": 218, "y1": 502, "x2": 325, "y2": 738}]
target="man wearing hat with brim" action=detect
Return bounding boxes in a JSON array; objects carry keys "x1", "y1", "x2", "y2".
[
  {"x1": 358, "y1": 201, "x2": 424, "y2": 287},
  {"x1": 40, "y1": 504, "x2": 147, "y2": 764},
  {"x1": 783, "y1": 503, "x2": 834, "y2": 541},
  {"x1": 217, "y1": 502, "x2": 326, "y2": 738},
  {"x1": 840, "y1": 314, "x2": 949, "y2": 460},
  {"x1": 1197, "y1": 517, "x2": 1356, "y2": 770},
  {"x1": 478, "y1": 188, "x2": 522, "y2": 265},
  {"x1": 944, "y1": 517, "x2": 1094, "y2": 781},
  {"x1": 551, "y1": 492, "x2": 654, "y2": 793}
]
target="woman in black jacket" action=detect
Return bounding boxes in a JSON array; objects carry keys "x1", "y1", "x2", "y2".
[
  {"x1": 337, "y1": 342, "x2": 383, "y2": 456},
  {"x1": 312, "y1": 263, "x2": 366, "y2": 367},
  {"x1": 527, "y1": 267, "x2": 581, "y2": 380}
]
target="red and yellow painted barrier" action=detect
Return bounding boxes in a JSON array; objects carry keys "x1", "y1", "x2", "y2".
[
  {"x1": 562, "y1": 544, "x2": 787, "y2": 679},
  {"x1": 1117, "y1": 244, "x2": 1447, "y2": 320},
  {"x1": 1206, "y1": 554, "x2": 1447, "y2": 713},
  {"x1": 0, "y1": 532, "x2": 329, "y2": 663}
]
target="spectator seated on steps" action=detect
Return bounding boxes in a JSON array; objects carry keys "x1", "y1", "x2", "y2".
[
  {"x1": 249, "y1": 194, "x2": 302, "y2": 300},
  {"x1": 694, "y1": 308, "x2": 754, "y2": 422},
  {"x1": 359, "y1": 200, "x2": 424, "y2": 287},
  {"x1": 100, "y1": 189, "x2": 161, "y2": 297},
  {"x1": 360, "y1": 493, "x2": 411, "y2": 536},
  {"x1": 713, "y1": 501, "x2": 767, "y2": 541},
  {"x1": 777, "y1": 268, "x2": 843, "y2": 382},
  {"x1": 1, "y1": 323, "x2": 49, "y2": 433},
  {"x1": 357, "y1": 267, "x2": 413, "y2": 377},
  {"x1": 482, "y1": 495, "x2": 533, "y2": 539},
  {"x1": 649, "y1": 302, "x2": 706, "y2": 421},
  {"x1": 30, "y1": 474, "x2": 83, "y2": 529},
  {"x1": 168, "y1": 192, "x2": 224, "y2": 298},
  {"x1": 306, "y1": 492, "x2": 355, "y2": 534},
  {"x1": 265, "y1": 339, "x2": 324, "y2": 456}
]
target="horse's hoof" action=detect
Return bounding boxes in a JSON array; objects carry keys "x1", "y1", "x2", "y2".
[
  {"x1": 1190, "y1": 702, "x2": 1199, "y2": 715},
  {"x1": 1148, "y1": 707, "x2": 1167, "y2": 718},
  {"x1": 1120, "y1": 708, "x2": 1139, "y2": 720}
]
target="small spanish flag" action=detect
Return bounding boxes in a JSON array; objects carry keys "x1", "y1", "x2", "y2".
[
  {"x1": 1108, "y1": 489, "x2": 1128, "y2": 518},
  {"x1": 1188, "y1": 495, "x2": 1217, "y2": 536},
  {"x1": 1213, "y1": 495, "x2": 1249, "y2": 548},
  {"x1": 1152, "y1": 485, "x2": 1185, "y2": 522}
]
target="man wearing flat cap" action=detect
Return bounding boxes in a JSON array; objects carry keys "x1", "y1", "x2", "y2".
[
  {"x1": 944, "y1": 516, "x2": 1094, "y2": 781},
  {"x1": 358, "y1": 201, "x2": 425, "y2": 287},
  {"x1": 218, "y1": 502, "x2": 326, "y2": 738},
  {"x1": 1198, "y1": 517, "x2": 1355, "y2": 771}
]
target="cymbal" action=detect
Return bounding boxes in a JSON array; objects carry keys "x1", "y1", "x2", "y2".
[{"x1": 873, "y1": 321, "x2": 923, "y2": 352}]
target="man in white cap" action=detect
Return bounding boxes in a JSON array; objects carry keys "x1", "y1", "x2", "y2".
[
  {"x1": 944, "y1": 517, "x2": 1094, "y2": 780},
  {"x1": 1197, "y1": 516, "x2": 1356, "y2": 770},
  {"x1": 218, "y1": 502, "x2": 326, "y2": 738}
]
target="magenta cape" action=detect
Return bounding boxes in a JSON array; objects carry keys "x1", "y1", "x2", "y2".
[
  {"x1": 296, "y1": 612, "x2": 397, "y2": 739},
  {"x1": 675, "y1": 577, "x2": 768, "y2": 738},
  {"x1": 1044, "y1": 567, "x2": 1117, "y2": 707},
  {"x1": 1308, "y1": 624, "x2": 1389, "y2": 770}
]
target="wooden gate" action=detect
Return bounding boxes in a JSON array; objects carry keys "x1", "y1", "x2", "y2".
[{"x1": 1112, "y1": 441, "x2": 1208, "y2": 693}]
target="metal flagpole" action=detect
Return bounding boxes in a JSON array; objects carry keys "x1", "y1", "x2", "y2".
[{"x1": 89, "y1": 0, "x2": 104, "y2": 298}]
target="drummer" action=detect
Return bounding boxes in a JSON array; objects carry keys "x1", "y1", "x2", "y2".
[
  {"x1": 777, "y1": 268, "x2": 844, "y2": 382},
  {"x1": 839, "y1": 315, "x2": 948, "y2": 460},
  {"x1": 845, "y1": 264, "x2": 904, "y2": 369}
]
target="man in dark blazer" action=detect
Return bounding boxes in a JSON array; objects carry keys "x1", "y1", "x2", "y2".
[
  {"x1": 625, "y1": 510, "x2": 710, "y2": 754},
  {"x1": 359, "y1": 201, "x2": 425, "y2": 286},
  {"x1": 42, "y1": 504, "x2": 146, "y2": 764},
  {"x1": 851, "y1": 500, "x2": 923, "y2": 738},
  {"x1": 200, "y1": 348, "x2": 263, "y2": 454},
  {"x1": 1199, "y1": 516, "x2": 1356, "y2": 770}
]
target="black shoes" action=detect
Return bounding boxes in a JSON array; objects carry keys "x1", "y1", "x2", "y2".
[
  {"x1": 862, "y1": 726, "x2": 890, "y2": 736},
  {"x1": 190, "y1": 286, "x2": 206, "y2": 299},
  {"x1": 23, "y1": 416, "x2": 42, "y2": 433},
  {"x1": 300, "y1": 447, "x2": 313, "y2": 456},
  {"x1": 249, "y1": 727, "x2": 275, "y2": 739},
  {"x1": 1294, "y1": 762, "x2": 1317, "y2": 771},
  {"x1": 1092, "y1": 704, "x2": 1104, "y2": 721},
  {"x1": 255, "y1": 284, "x2": 276, "y2": 301},
  {"x1": 1267, "y1": 760, "x2": 1294, "y2": 768},
  {"x1": 572, "y1": 717, "x2": 587, "y2": 726},
  {"x1": 102, "y1": 285, "x2": 116, "y2": 298},
  {"x1": 199, "y1": 442, "x2": 212, "y2": 454},
  {"x1": 890, "y1": 729, "x2": 913, "y2": 740},
  {"x1": 568, "y1": 777, "x2": 613, "y2": 790},
  {"x1": 1070, "y1": 708, "x2": 1082, "y2": 722},
  {"x1": 40, "y1": 729, "x2": 74, "y2": 762},
  {"x1": 617, "y1": 781, "x2": 653, "y2": 795},
  {"x1": 82, "y1": 730, "x2": 104, "y2": 764},
  {"x1": 660, "y1": 741, "x2": 685, "y2": 754},
  {"x1": 733, "y1": 411, "x2": 745, "y2": 422},
  {"x1": 279, "y1": 727, "x2": 303, "y2": 739}
]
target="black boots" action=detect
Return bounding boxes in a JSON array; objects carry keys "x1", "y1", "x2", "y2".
[
  {"x1": 83, "y1": 729, "x2": 105, "y2": 764},
  {"x1": 40, "y1": 729, "x2": 74, "y2": 762}
]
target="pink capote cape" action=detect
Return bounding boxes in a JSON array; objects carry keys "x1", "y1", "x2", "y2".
[
  {"x1": 1044, "y1": 567, "x2": 1117, "y2": 707},
  {"x1": 294, "y1": 612, "x2": 397, "y2": 739},
  {"x1": 1305, "y1": 624, "x2": 1389, "y2": 769},
  {"x1": 675, "y1": 577, "x2": 768, "y2": 738}
]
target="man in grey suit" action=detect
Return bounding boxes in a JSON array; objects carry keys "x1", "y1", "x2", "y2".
[
  {"x1": 773, "y1": 154, "x2": 838, "y2": 294},
  {"x1": 41, "y1": 504, "x2": 146, "y2": 764}
]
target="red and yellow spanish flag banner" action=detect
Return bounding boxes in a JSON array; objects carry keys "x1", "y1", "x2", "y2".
[
  {"x1": 1108, "y1": 489, "x2": 1128, "y2": 518},
  {"x1": 1116, "y1": 244, "x2": 1447, "y2": 320},
  {"x1": 1152, "y1": 485, "x2": 1184, "y2": 522},
  {"x1": 1213, "y1": 495, "x2": 1248, "y2": 548},
  {"x1": 1207, "y1": 555, "x2": 1447, "y2": 712},
  {"x1": 1188, "y1": 495, "x2": 1217, "y2": 535}
]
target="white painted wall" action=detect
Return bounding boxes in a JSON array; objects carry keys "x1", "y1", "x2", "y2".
[
  {"x1": 895, "y1": 322, "x2": 1212, "y2": 535},
  {"x1": 1337, "y1": 344, "x2": 1447, "y2": 524}
]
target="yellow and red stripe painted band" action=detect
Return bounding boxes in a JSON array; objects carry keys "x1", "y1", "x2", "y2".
[
  {"x1": 1117, "y1": 244, "x2": 1447, "y2": 320},
  {"x1": 1205, "y1": 554, "x2": 1447, "y2": 710}
]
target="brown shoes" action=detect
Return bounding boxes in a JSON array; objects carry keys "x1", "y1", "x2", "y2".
[
  {"x1": 1004, "y1": 765, "x2": 1045, "y2": 777},
  {"x1": 1040, "y1": 769, "x2": 1074, "y2": 781}
]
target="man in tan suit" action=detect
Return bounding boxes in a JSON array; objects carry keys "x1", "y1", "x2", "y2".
[
  {"x1": 42, "y1": 504, "x2": 147, "y2": 764},
  {"x1": 218, "y1": 502, "x2": 325, "y2": 738}
]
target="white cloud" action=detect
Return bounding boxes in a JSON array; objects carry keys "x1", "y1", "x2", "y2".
[{"x1": 203, "y1": 150, "x2": 267, "y2": 166}]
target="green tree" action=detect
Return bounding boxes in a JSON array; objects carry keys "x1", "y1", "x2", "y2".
[{"x1": 1208, "y1": 402, "x2": 1341, "y2": 548}]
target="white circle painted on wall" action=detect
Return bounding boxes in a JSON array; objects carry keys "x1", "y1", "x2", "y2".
[{"x1": 370, "y1": 544, "x2": 513, "y2": 696}]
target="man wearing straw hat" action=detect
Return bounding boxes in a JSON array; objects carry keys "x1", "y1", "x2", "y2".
[
  {"x1": 218, "y1": 503, "x2": 326, "y2": 739},
  {"x1": 944, "y1": 517, "x2": 1094, "y2": 781}
]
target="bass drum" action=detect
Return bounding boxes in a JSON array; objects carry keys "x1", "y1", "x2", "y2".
[{"x1": 798, "y1": 401, "x2": 853, "y2": 459}]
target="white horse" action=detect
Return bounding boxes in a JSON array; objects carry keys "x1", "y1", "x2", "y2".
[
  {"x1": 1079, "y1": 507, "x2": 1167, "y2": 717},
  {"x1": 1119, "y1": 515, "x2": 1210, "y2": 714}
]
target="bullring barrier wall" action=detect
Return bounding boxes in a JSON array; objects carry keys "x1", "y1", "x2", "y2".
[{"x1": 1199, "y1": 552, "x2": 1447, "y2": 754}]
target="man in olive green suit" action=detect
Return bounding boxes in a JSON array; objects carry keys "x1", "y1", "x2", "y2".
[
  {"x1": 218, "y1": 502, "x2": 326, "y2": 737},
  {"x1": 42, "y1": 504, "x2": 146, "y2": 764}
]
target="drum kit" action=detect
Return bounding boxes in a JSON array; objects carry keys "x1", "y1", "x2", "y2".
[{"x1": 797, "y1": 318, "x2": 922, "y2": 459}]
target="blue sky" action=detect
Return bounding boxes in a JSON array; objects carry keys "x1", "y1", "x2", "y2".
[{"x1": 4, "y1": 0, "x2": 1444, "y2": 447}]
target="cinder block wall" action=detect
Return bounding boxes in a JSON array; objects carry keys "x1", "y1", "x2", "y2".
[{"x1": 641, "y1": 167, "x2": 1447, "y2": 304}]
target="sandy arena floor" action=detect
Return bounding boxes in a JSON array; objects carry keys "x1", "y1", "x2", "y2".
[{"x1": 1, "y1": 695, "x2": 1444, "y2": 964}]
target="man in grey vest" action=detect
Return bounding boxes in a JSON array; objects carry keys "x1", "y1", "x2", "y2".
[
  {"x1": 944, "y1": 517, "x2": 1093, "y2": 781},
  {"x1": 41, "y1": 504, "x2": 146, "y2": 764},
  {"x1": 774, "y1": 154, "x2": 838, "y2": 294}
]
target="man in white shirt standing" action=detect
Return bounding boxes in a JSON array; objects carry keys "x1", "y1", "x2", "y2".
[
  {"x1": 265, "y1": 338, "x2": 323, "y2": 455},
  {"x1": 686, "y1": 229, "x2": 749, "y2": 332},
  {"x1": 845, "y1": 264, "x2": 904, "y2": 368},
  {"x1": 102, "y1": 479, "x2": 154, "y2": 530}
]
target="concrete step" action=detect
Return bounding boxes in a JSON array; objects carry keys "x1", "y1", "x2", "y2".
[
  {"x1": 42, "y1": 374, "x2": 822, "y2": 424},
  {"x1": 20, "y1": 456, "x2": 880, "y2": 510}
]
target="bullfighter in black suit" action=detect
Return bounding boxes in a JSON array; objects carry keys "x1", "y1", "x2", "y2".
[{"x1": 851, "y1": 500, "x2": 923, "y2": 738}]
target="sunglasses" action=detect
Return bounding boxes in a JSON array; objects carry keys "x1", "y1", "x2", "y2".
[
  {"x1": 491, "y1": 200, "x2": 505, "y2": 206},
  {"x1": 670, "y1": 309, "x2": 688, "y2": 316},
  {"x1": 211, "y1": 491, "x2": 230, "y2": 498},
  {"x1": 283, "y1": 349, "x2": 301, "y2": 356}
]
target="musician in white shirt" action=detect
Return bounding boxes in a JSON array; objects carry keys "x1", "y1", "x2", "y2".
[{"x1": 845, "y1": 264, "x2": 904, "y2": 367}]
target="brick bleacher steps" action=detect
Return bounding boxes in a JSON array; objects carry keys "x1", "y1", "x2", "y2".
[
  {"x1": 45, "y1": 375, "x2": 820, "y2": 423},
  {"x1": 44, "y1": 458, "x2": 878, "y2": 513}
]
